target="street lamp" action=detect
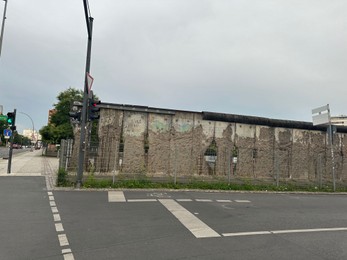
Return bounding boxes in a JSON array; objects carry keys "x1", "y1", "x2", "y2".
[{"x1": 18, "y1": 111, "x2": 36, "y2": 146}]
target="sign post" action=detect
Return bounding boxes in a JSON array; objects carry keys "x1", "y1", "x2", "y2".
[{"x1": 312, "y1": 104, "x2": 336, "y2": 191}]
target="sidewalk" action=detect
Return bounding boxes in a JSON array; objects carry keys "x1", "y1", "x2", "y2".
[{"x1": 0, "y1": 149, "x2": 59, "y2": 190}]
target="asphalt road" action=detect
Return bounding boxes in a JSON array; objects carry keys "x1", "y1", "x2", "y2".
[
  {"x1": 1, "y1": 177, "x2": 347, "y2": 259},
  {"x1": 0, "y1": 146, "x2": 31, "y2": 158}
]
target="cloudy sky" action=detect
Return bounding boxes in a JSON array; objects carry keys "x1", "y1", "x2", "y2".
[{"x1": 0, "y1": 0, "x2": 346, "y2": 134}]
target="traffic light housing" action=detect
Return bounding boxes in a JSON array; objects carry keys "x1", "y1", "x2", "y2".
[
  {"x1": 88, "y1": 97, "x2": 101, "y2": 121},
  {"x1": 7, "y1": 111, "x2": 16, "y2": 130},
  {"x1": 69, "y1": 101, "x2": 82, "y2": 123}
]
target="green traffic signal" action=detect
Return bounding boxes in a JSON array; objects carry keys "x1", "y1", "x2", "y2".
[{"x1": 7, "y1": 112, "x2": 15, "y2": 126}]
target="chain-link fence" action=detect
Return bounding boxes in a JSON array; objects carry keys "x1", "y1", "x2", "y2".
[{"x1": 60, "y1": 137, "x2": 347, "y2": 190}]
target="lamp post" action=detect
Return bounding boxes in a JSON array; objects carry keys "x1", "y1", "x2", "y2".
[
  {"x1": 0, "y1": 0, "x2": 8, "y2": 58},
  {"x1": 18, "y1": 112, "x2": 36, "y2": 146}
]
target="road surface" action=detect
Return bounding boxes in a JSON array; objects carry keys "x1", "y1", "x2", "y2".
[{"x1": 0, "y1": 151, "x2": 347, "y2": 259}]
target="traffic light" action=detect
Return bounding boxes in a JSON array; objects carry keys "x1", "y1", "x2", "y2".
[
  {"x1": 69, "y1": 101, "x2": 82, "y2": 123},
  {"x1": 7, "y1": 111, "x2": 16, "y2": 130},
  {"x1": 88, "y1": 97, "x2": 101, "y2": 121}
]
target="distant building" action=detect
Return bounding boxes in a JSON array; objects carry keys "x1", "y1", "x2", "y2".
[
  {"x1": 331, "y1": 116, "x2": 347, "y2": 126},
  {"x1": 22, "y1": 129, "x2": 41, "y2": 142},
  {"x1": 48, "y1": 109, "x2": 56, "y2": 124}
]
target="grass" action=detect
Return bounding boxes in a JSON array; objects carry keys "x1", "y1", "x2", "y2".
[
  {"x1": 58, "y1": 169, "x2": 347, "y2": 192},
  {"x1": 77, "y1": 176, "x2": 347, "y2": 192}
]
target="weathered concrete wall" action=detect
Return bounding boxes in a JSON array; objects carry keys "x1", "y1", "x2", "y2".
[{"x1": 71, "y1": 104, "x2": 347, "y2": 184}]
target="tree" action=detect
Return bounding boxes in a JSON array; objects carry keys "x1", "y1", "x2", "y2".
[
  {"x1": 40, "y1": 88, "x2": 83, "y2": 144},
  {"x1": 0, "y1": 120, "x2": 7, "y2": 146}
]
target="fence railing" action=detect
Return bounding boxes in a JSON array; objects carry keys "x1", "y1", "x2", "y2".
[{"x1": 59, "y1": 139, "x2": 347, "y2": 189}]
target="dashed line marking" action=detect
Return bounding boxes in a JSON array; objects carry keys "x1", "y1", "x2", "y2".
[
  {"x1": 107, "y1": 191, "x2": 251, "y2": 204},
  {"x1": 108, "y1": 191, "x2": 126, "y2": 202},
  {"x1": 53, "y1": 214, "x2": 61, "y2": 222},
  {"x1": 47, "y1": 192, "x2": 74, "y2": 259},
  {"x1": 216, "y1": 199, "x2": 232, "y2": 203},
  {"x1": 63, "y1": 253, "x2": 75, "y2": 260},
  {"x1": 58, "y1": 234, "x2": 69, "y2": 247},
  {"x1": 159, "y1": 199, "x2": 220, "y2": 238},
  {"x1": 176, "y1": 199, "x2": 193, "y2": 202},
  {"x1": 62, "y1": 249, "x2": 72, "y2": 254},
  {"x1": 128, "y1": 199, "x2": 157, "y2": 202},
  {"x1": 55, "y1": 223, "x2": 64, "y2": 232}
]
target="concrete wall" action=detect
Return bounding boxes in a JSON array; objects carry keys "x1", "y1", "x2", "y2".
[{"x1": 75, "y1": 105, "x2": 347, "y2": 183}]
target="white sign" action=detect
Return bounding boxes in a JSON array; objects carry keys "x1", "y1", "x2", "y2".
[
  {"x1": 312, "y1": 104, "x2": 330, "y2": 126},
  {"x1": 87, "y1": 72, "x2": 94, "y2": 94}
]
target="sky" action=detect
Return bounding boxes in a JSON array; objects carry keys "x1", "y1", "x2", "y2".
[{"x1": 0, "y1": 0, "x2": 346, "y2": 134}]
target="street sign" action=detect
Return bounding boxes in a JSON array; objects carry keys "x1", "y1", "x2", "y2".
[
  {"x1": 4, "y1": 129, "x2": 12, "y2": 137},
  {"x1": 312, "y1": 104, "x2": 330, "y2": 126},
  {"x1": 0, "y1": 114, "x2": 7, "y2": 121}
]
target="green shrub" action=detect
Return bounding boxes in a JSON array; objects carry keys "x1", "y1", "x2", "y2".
[{"x1": 57, "y1": 168, "x2": 68, "y2": 187}]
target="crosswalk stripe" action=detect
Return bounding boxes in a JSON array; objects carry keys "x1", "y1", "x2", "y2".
[
  {"x1": 108, "y1": 191, "x2": 126, "y2": 202},
  {"x1": 159, "y1": 199, "x2": 220, "y2": 238}
]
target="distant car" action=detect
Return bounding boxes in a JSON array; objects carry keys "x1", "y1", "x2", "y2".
[{"x1": 12, "y1": 144, "x2": 22, "y2": 149}]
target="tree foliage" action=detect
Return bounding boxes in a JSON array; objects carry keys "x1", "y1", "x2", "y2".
[{"x1": 40, "y1": 88, "x2": 83, "y2": 144}]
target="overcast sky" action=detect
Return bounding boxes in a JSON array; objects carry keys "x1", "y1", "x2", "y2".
[{"x1": 0, "y1": 0, "x2": 346, "y2": 134}]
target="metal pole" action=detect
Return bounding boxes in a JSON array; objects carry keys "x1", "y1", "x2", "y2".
[
  {"x1": 329, "y1": 123, "x2": 336, "y2": 191},
  {"x1": 7, "y1": 108, "x2": 16, "y2": 174},
  {"x1": 18, "y1": 111, "x2": 35, "y2": 144},
  {"x1": 0, "y1": 0, "x2": 8, "y2": 57},
  {"x1": 77, "y1": 8, "x2": 93, "y2": 187}
]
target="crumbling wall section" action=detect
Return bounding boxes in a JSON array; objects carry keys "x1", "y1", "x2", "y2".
[{"x1": 78, "y1": 106, "x2": 347, "y2": 185}]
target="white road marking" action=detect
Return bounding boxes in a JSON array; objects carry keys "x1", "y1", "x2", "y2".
[
  {"x1": 176, "y1": 199, "x2": 193, "y2": 202},
  {"x1": 62, "y1": 249, "x2": 72, "y2": 254},
  {"x1": 234, "y1": 200, "x2": 251, "y2": 203},
  {"x1": 58, "y1": 234, "x2": 69, "y2": 247},
  {"x1": 63, "y1": 253, "x2": 75, "y2": 260},
  {"x1": 53, "y1": 214, "x2": 61, "y2": 222},
  {"x1": 271, "y1": 227, "x2": 347, "y2": 234},
  {"x1": 216, "y1": 199, "x2": 232, "y2": 203},
  {"x1": 223, "y1": 231, "x2": 271, "y2": 237},
  {"x1": 196, "y1": 199, "x2": 213, "y2": 202},
  {"x1": 55, "y1": 223, "x2": 64, "y2": 232},
  {"x1": 128, "y1": 199, "x2": 157, "y2": 202},
  {"x1": 159, "y1": 199, "x2": 220, "y2": 238},
  {"x1": 62, "y1": 249, "x2": 74, "y2": 260},
  {"x1": 108, "y1": 191, "x2": 126, "y2": 202},
  {"x1": 223, "y1": 227, "x2": 347, "y2": 237},
  {"x1": 47, "y1": 192, "x2": 75, "y2": 259}
]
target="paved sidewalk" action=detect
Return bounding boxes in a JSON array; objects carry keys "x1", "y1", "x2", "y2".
[{"x1": 0, "y1": 149, "x2": 59, "y2": 190}]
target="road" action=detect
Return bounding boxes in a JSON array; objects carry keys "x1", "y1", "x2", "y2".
[
  {"x1": 0, "y1": 151, "x2": 347, "y2": 259},
  {"x1": 0, "y1": 146, "x2": 33, "y2": 159}
]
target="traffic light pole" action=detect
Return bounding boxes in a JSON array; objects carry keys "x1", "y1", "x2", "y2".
[
  {"x1": 76, "y1": 1, "x2": 93, "y2": 188},
  {"x1": 7, "y1": 108, "x2": 16, "y2": 174}
]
